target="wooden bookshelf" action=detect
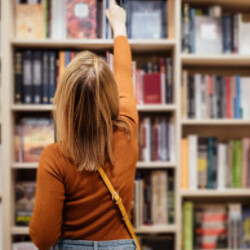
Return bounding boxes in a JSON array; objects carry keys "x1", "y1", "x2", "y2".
[{"x1": 2, "y1": 0, "x2": 250, "y2": 249}]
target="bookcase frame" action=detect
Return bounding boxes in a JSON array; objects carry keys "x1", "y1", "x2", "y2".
[{"x1": 2, "y1": 0, "x2": 250, "y2": 250}]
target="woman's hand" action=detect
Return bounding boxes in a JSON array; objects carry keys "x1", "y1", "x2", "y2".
[{"x1": 105, "y1": 0, "x2": 127, "y2": 38}]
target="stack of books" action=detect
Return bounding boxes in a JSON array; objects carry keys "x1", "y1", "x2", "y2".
[
  {"x1": 132, "y1": 170, "x2": 174, "y2": 228},
  {"x1": 182, "y1": 136, "x2": 250, "y2": 190},
  {"x1": 183, "y1": 202, "x2": 250, "y2": 250},
  {"x1": 182, "y1": 4, "x2": 250, "y2": 54},
  {"x1": 138, "y1": 116, "x2": 175, "y2": 162},
  {"x1": 15, "y1": 0, "x2": 168, "y2": 40},
  {"x1": 14, "y1": 118, "x2": 55, "y2": 163},
  {"x1": 181, "y1": 71, "x2": 250, "y2": 119}
]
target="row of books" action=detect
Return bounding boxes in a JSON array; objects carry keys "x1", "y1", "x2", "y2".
[
  {"x1": 182, "y1": 136, "x2": 250, "y2": 190},
  {"x1": 134, "y1": 58, "x2": 173, "y2": 105},
  {"x1": 138, "y1": 117, "x2": 175, "y2": 162},
  {"x1": 132, "y1": 171, "x2": 174, "y2": 228},
  {"x1": 183, "y1": 202, "x2": 250, "y2": 250},
  {"x1": 14, "y1": 50, "x2": 174, "y2": 105},
  {"x1": 182, "y1": 4, "x2": 250, "y2": 54},
  {"x1": 15, "y1": 0, "x2": 167, "y2": 40},
  {"x1": 14, "y1": 118, "x2": 55, "y2": 163},
  {"x1": 181, "y1": 72, "x2": 250, "y2": 119}
]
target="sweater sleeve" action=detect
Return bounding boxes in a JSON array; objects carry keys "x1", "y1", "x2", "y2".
[
  {"x1": 114, "y1": 36, "x2": 138, "y2": 130},
  {"x1": 29, "y1": 147, "x2": 65, "y2": 250}
]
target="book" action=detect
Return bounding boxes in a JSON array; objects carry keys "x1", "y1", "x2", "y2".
[
  {"x1": 15, "y1": 118, "x2": 55, "y2": 163},
  {"x1": 15, "y1": 4, "x2": 44, "y2": 39},
  {"x1": 127, "y1": 0, "x2": 166, "y2": 39},
  {"x1": 241, "y1": 206, "x2": 250, "y2": 248},
  {"x1": 14, "y1": 52, "x2": 23, "y2": 104},
  {"x1": 32, "y1": 51, "x2": 43, "y2": 104},
  {"x1": 181, "y1": 138, "x2": 189, "y2": 190},
  {"x1": 188, "y1": 135, "x2": 197, "y2": 190},
  {"x1": 143, "y1": 73, "x2": 161, "y2": 104},
  {"x1": 66, "y1": 0, "x2": 97, "y2": 39},
  {"x1": 183, "y1": 202, "x2": 193, "y2": 250},
  {"x1": 15, "y1": 181, "x2": 36, "y2": 226},
  {"x1": 194, "y1": 15, "x2": 222, "y2": 54},
  {"x1": 23, "y1": 51, "x2": 33, "y2": 104},
  {"x1": 239, "y1": 14, "x2": 250, "y2": 54}
]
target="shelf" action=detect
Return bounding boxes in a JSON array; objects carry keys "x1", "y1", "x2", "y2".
[
  {"x1": 11, "y1": 39, "x2": 176, "y2": 51},
  {"x1": 137, "y1": 104, "x2": 176, "y2": 112},
  {"x1": 12, "y1": 163, "x2": 38, "y2": 169},
  {"x1": 136, "y1": 161, "x2": 176, "y2": 169},
  {"x1": 12, "y1": 104, "x2": 176, "y2": 112},
  {"x1": 11, "y1": 226, "x2": 29, "y2": 235},
  {"x1": 12, "y1": 104, "x2": 54, "y2": 111},
  {"x1": 181, "y1": 189, "x2": 250, "y2": 198},
  {"x1": 12, "y1": 162, "x2": 175, "y2": 170},
  {"x1": 12, "y1": 225, "x2": 176, "y2": 235},
  {"x1": 181, "y1": 54, "x2": 250, "y2": 66},
  {"x1": 134, "y1": 225, "x2": 177, "y2": 234},
  {"x1": 181, "y1": 119, "x2": 250, "y2": 126}
]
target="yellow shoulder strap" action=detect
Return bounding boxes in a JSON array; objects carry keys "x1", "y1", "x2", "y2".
[{"x1": 97, "y1": 166, "x2": 141, "y2": 250}]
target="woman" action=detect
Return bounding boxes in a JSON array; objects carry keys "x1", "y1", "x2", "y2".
[{"x1": 29, "y1": 1, "x2": 138, "y2": 249}]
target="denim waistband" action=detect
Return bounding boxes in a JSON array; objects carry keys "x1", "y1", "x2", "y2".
[{"x1": 51, "y1": 239, "x2": 136, "y2": 250}]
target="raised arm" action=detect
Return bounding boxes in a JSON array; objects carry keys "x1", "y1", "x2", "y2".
[{"x1": 106, "y1": 0, "x2": 138, "y2": 129}]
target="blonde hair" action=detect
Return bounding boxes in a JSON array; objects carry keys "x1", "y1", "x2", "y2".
[{"x1": 53, "y1": 51, "x2": 130, "y2": 171}]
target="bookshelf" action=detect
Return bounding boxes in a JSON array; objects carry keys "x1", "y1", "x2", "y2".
[{"x1": 1, "y1": 0, "x2": 250, "y2": 249}]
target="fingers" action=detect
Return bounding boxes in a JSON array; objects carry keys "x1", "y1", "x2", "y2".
[{"x1": 109, "y1": 0, "x2": 117, "y2": 7}]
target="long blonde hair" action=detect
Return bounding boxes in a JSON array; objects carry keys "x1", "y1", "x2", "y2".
[{"x1": 53, "y1": 51, "x2": 130, "y2": 171}]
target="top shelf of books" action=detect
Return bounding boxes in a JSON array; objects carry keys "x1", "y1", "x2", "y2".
[{"x1": 11, "y1": 39, "x2": 176, "y2": 51}]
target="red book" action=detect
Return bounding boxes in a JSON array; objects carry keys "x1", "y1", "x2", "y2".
[
  {"x1": 226, "y1": 77, "x2": 231, "y2": 118},
  {"x1": 67, "y1": 0, "x2": 97, "y2": 39},
  {"x1": 143, "y1": 73, "x2": 162, "y2": 104}
]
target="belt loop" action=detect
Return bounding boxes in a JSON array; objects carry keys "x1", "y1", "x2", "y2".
[{"x1": 94, "y1": 241, "x2": 98, "y2": 250}]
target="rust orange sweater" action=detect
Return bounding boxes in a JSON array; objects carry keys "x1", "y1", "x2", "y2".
[{"x1": 29, "y1": 36, "x2": 138, "y2": 250}]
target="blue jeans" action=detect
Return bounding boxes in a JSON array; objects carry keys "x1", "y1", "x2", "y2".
[{"x1": 51, "y1": 239, "x2": 136, "y2": 250}]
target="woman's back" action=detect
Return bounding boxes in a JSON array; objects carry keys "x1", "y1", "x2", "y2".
[{"x1": 29, "y1": 35, "x2": 138, "y2": 250}]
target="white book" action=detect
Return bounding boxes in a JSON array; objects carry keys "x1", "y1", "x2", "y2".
[
  {"x1": 151, "y1": 171, "x2": 168, "y2": 225},
  {"x1": 161, "y1": 70, "x2": 166, "y2": 104},
  {"x1": 102, "y1": 0, "x2": 106, "y2": 38},
  {"x1": 51, "y1": 0, "x2": 58, "y2": 39},
  {"x1": 188, "y1": 135, "x2": 197, "y2": 190},
  {"x1": 134, "y1": 180, "x2": 140, "y2": 229},
  {"x1": 139, "y1": 180, "x2": 144, "y2": 227},
  {"x1": 241, "y1": 77, "x2": 250, "y2": 119},
  {"x1": 217, "y1": 143, "x2": 227, "y2": 189},
  {"x1": 143, "y1": 118, "x2": 151, "y2": 162},
  {"x1": 132, "y1": 61, "x2": 136, "y2": 95},
  {"x1": 239, "y1": 14, "x2": 250, "y2": 54},
  {"x1": 169, "y1": 118, "x2": 175, "y2": 162},
  {"x1": 13, "y1": 242, "x2": 38, "y2": 250},
  {"x1": 181, "y1": 70, "x2": 188, "y2": 119},
  {"x1": 194, "y1": 74, "x2": 202, "y2": 119},
  {"x1": 57, "y1": 0, "x2": 67, "y2": 39}
]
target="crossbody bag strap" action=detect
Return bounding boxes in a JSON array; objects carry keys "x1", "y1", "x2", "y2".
[{"x1": 97, "y1": 166, "x2": 141, "y2": 250}]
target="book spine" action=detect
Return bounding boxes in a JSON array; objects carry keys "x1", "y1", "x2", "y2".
[
  {"x1": 42, "y1": 51, "x2": 49, "y2": 104},
  {"x1": 189, "y1": 8, "x2": 195, "y2": 53},
  {"x1": 235, "y1": 75, "x2": 241, "y2": 119},
  {"x1": 49, "y1": 51, "x2": 56, "y2": 104},
  {"x1": 168, "y1": 171, "x2": 174, "y2": 224},
  {"x1": 212, "y1": 138, "x2": 218, "y2": 189},
  {"x1": 33, "y1": 51, "x2": 43, "y2": 104},
  {"x1": 183, "y1": 202, "x2": 193, "y2": 250},
  {"x1": 14, "y1": 51, "x2": 23, "y2": 104},
  {"x1": 188, "y1": 135, "x2": 197, "y2": 190},
  {"x1": 226, "y1": 77, "x2": 231, "y2": 118},
  {"x1": 182, "y1": 3, "x2": 190, "y2": 53},
  {"x1": 194, "y1": 74, "x2": 201, "y2": 119},
  {"x1": 166, "y1": 58, "x2": 173, "y2": 103},
  {"x1": 23, "y1": 50, "x2": 33, "y2": 104},
  {"x1": 207, "y1": 138, "x2": 213, "y2": 189}
]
